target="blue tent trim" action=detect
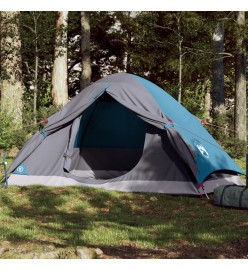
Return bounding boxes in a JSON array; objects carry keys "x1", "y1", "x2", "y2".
[
  {"x1": 40, "y1": 129, "x2": 48, "y2": 138},
  {"x1": 164, "y1": 123, "x2": 174, "y2": 130},
  {"x1": 13, "y1": 163, "x2": 29, "y2": 175},
  {"x1": 130, "y1": 74, "x2": 245, "y2": 183}
]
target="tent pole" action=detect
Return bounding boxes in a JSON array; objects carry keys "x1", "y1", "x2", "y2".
[
  {"x1": 3, "y1": 150, "x2": 8, "y2": 188},
  {"x1": 0, "y1": 149, "x2": 8, "y2": 189}
]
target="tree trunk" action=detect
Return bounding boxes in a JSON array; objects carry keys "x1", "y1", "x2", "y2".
[
  {"x1": 235, "y1": 11, "x2": 246, "y2": 141},
  {"x1": 80, "y1": 11, "x2": 91, "y2": 91},
  {"x1": 125, "y1": 31, "x2": 132, "y2": 73},
  {"x1": 203, "y1": 79, "x2": 211, "y2": 121},
  {"x1": 212, "y1": 20, "x2": 225, "y2": 114},
  {"x1": 33, "y1": 13, "x2": 38, "y2": 125},
  {"x1": 52, "y1": 11, "x2": 69, "y2": 106},
  {"x1": 177, "y1": 13, "x2": 183, "y2": 104},
  {"x1": 178, "y1": 40, "x2": 183, "y2": 104},
  {"x1": 34, "y1": 54, "x2": 38, "y2": 125},
  {"x1": 0, "y1": 11, "x2": 23, "y2": 125}
]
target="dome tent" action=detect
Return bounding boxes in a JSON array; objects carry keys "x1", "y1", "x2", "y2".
[{"x1": 7, "y1": 73, "x2": 245, "y2": 195}]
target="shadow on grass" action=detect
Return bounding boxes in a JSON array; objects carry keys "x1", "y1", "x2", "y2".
[
  {"x1": 0, "y1": 185, "x2": 248, "y2": 255},
  {"x1": 0, "y1": 186, "x2": 90, "y2": 247}
]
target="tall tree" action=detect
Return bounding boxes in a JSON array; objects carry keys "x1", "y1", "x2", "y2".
[
  {"x1": 80, "y1": 11, "x2": 91, "y2": 91},
  {"x1": 175, "y1": 12, "x2": 183, "y2": 104},
  {"x1": 131, "y1": 12, "x2": 212, "y2": 117},
  {"x1": 203, "y1": 79, "x2": 211, "y2": 120},
  {"x1": 234, "y1": 11, "x2": 246, "y2": 141},
  {"x1": 20, "y1": 11, "x2": 56, "y2": 114},
  {"x1": 22, "y1": 12, "x2": 43, "y2": 124},
  {"x1": 0, "y1": 11, "x2": 23, "y2": 125},
  {"x1": 115, "y1": 12, "x2": 135, "y2": 73},
  {"x1": 212, "y1": 19, "x2": 225, "y2": 114},
  {"x1": 52, "y1": 11, "x2": 69, "y2": 106}
]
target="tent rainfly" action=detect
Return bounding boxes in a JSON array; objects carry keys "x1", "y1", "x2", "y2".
[{"x1": 7, "y1": 73, "x2": 245, "y2": 195}]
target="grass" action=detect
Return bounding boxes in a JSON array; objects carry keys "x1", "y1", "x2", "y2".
[
  {"x1": 234, "y1": 156, "x2": 246, "y2": 183},
  {"x1": 0, "y1": 156, "x2": 247, "y2": 258},
  {"x1": 0, "y1": 185, "x2": 248, "y2": 258}
]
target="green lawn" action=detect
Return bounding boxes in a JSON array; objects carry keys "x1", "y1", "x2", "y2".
[
  {"x1": 0, "y1": 185, "x2": 248, "y2": 258},
  {"x1": 0, "y1": 156, "x2": 247, "y2": 258}
]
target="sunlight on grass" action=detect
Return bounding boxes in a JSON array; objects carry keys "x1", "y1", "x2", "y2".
[{"x1": 0, "y1": 185, "x2": 248, "y2": 252}]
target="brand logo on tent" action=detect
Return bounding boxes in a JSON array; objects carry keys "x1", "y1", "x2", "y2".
[
  {"x1": 194, "y1": 141, "x2": 209, "y2": 158},
  {"x1": 13, "y1": 163, "x2": 29, "y2": 175},
  {"x1": 17, "y1": 166, "x2": 24, "y2": 173}
]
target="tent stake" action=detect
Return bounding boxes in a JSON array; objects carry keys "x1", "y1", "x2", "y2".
[{"x1": 200, "y1": 183, "x2": 210, "y2": 200}]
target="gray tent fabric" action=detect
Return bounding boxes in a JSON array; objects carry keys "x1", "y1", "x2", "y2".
[{"x1": 7, "y1": 73, "x2": 245, "y2": 195}]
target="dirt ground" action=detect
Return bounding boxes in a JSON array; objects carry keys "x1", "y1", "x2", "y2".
[
  {"x1": 1, "y1": 238, "x2": 248, "y2": 259},
  {"x1": 90, "y1": 238, "x2": 248, "y2": 259}
]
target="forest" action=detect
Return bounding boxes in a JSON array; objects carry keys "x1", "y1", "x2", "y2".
[{"x1": 0, "y1": 11, "x2": 247, "y2": 158}]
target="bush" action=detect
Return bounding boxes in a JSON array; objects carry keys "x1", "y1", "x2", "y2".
[
  {"x1": 0, "y1": 111, "x2": 15, "y2": 150},
  {"x1": 13, "y1": 105, "x2": 61, "y2": 150},
  {"x1": 0, "y1": 105, "x2": 61, "y2": 152},
  {"x1": 206, "y1": 110, "x2": 247, "y2": 159},
  {"x1": 181, "y1": 83, "x2": 206, "y2": 119},
  {"x1": 223, "y1": 136, "x2": 246, "y2": 159}
]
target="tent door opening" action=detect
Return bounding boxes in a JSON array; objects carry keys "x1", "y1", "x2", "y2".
[{"x1": 66, "y1": 93, "x2": 147, "y2": 180}]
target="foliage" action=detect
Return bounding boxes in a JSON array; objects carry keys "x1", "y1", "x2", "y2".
[
  {"x1": 181, "y1": 83, "x2": 206, "y2": 118},
  {"x1": 0, "y1": 111, "x2": 15, "y2": 150},
  {"x1": 224, "y1": 136, "x2": 247, "y2": 159},
  {"x1": 67, "y1": 11, "x2": 128, "y2": 96},
  {"x1": 130, "y1": 12, "x2": 214, "y2": 93},
  {"x1": 20, "y1": 12, "x2": 56, "y2": 65},
  {"x1": 20, "y1": 11, "x2": 57, "y2": 113},
  {"x1": 0, "y1": 104, "x2": 60, "y2": 151},
  {"x1": 90, "y1": 12, "x2": 127, "y2": 78},
  {"x1": 206, "y1": 110, "x2": 247, "y2": 159},
  {"x1": 12, "y1": 104, "x2": 61, "y2": 150}
]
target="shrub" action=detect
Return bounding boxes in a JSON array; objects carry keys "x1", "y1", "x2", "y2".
[
  {"x1": 0, "y1": 111, "x2": 15, "y2": 150},
  {"x1": 182, "y1": 83, "x2": 205, "y2": 119},
  {"x1": 0, "y1": 105, "x2": 61, "y2": 152},
  {"x1": 12, "y1": 105, "x2": 61, "y2": 150},
  {"x1": 223, "y1": 136, "x2": 246, "y2": 159},
  {"x1": 206, "y1": 110, "x2": 247, "y2": 159}
]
